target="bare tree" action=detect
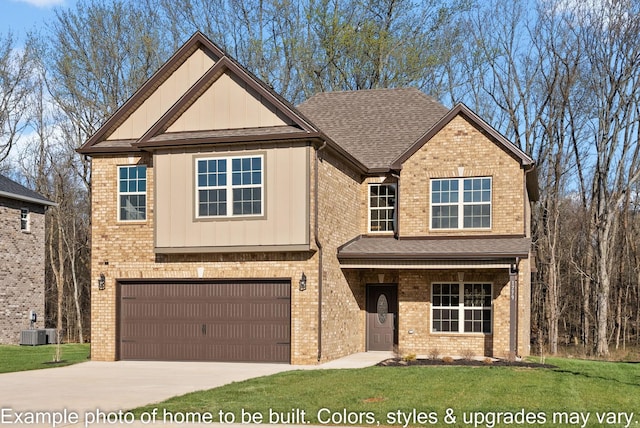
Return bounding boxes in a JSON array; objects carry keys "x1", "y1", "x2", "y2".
[{"x1": 0, "y1": 32, "x2": 34, "y2": 163}]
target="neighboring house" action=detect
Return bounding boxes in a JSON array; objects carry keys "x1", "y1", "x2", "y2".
[
  {"x1": 0, "y1": 174, "x2": 55, "y2": 344},
  {"x1": 78, "y1": 32, "x2": 538, "y2": 364}
]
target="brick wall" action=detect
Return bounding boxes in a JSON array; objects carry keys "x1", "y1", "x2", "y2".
[
  {"x1": 316, "y1": 149, "x2": 366, "y2": 362},
  {"x1": 0, "y1": 197, "x2": 46, "y2": 344},
  {"x1": 395, "y1": 268, "x2": 523, "y2": 358},
  {"x1": 400, "y1": 115, "x2": 526, "y2": 237},
  {"x1": 90, "y1": 151, "x2": 337, "y2": 364}
]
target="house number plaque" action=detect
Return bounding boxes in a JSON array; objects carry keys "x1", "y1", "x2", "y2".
[{"x1": 377, "y1": 294, "x2": 388, "y2": 324}]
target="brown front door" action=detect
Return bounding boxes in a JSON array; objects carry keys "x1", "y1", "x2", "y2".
[{"x1": 366, "y1": 285, "x2": 398, "y2": 351}]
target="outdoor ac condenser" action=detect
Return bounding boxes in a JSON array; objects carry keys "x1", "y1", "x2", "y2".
[{"x1": 20, "y1": 329, "x2": 46, "y2": 346}]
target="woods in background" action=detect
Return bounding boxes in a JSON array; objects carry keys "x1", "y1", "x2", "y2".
[{"x1": 1, "y1": 0, "x2": 639, "y2": 358}]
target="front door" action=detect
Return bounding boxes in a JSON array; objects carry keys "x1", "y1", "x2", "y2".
[{"x1": 366, "y1": 285, "x2": 398, "y2": 351}]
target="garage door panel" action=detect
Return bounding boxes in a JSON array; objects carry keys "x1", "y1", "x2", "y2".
[{"x1": 119, "y1": 280, "x2": 291, "y2": 363}]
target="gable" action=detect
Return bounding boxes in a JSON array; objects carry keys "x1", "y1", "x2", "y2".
[
  {"x1": 107, "y1": 48, "x2": 218, "y2": 141},
  {"x1": 391, "y1": 103, "x2": 534, "y2": 170},
  {"x1": 166, "y1": 70, "x2": 294, "y2": 133},
  {"x1": 78, "y1": 32, "x2": 318, "y2": 155}
]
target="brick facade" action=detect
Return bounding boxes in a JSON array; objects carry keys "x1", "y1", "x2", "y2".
[
  {"x1": 0, "y1": 197, "x2": 46, "y2": 344},
  {"x1": 83, "y1": 33, "x2": 535, "y2": 364}
]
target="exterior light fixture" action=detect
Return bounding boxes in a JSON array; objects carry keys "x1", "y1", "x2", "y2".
[
  {"x1": 510, "y1": 263, "x2": 519, "y2": 275},
  {"x1": 299, "y1": 273, "x2": 307, "y2": 291},
  {"x1": 98, "y1": 273, "x2": 106, "y2": 291}
]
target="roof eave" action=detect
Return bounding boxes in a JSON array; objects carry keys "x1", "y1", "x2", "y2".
[
  {"x1": 337, "y1": 252, "x2": 530, "y2": 261},
  {"x1": 78, "y1": 32, "x2": 226, "y2": 154},
  {"x1": 134, "y1": 132, "x2": 325, "y2": 150},
  {"x1": 390, "y1": 103, "x2": 535, "y2": 170},
  {"x1": 77, "y1": 144, "x2": 141, "y2": 156},
  {"x1": 0, "y1": 191, "x2": 57, "y2": 207}
]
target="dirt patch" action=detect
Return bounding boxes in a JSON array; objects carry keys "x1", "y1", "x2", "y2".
[{"x1": 376, "y1": 358, "x2": 556, "y2": 369}]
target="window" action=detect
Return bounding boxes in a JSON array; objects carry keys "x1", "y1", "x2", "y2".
[
  {"x1": 196, "y1": 155, "x2": 263, "y2": 218},
  {"x1": 432, "y1": 283, "x2": 492, "y2": 333},
  {"x1": 369, "y1": 183, "x2": 396, "y2": 232},
  {"x1": 431, "y1": 177, "x2": 491, "y2": 229},
  {"x1": 118, "y1": 165, "x2": 147, "y2": 221},
  {"x1": 20, "y1": 208, "x2": 29, "y2": 232}
]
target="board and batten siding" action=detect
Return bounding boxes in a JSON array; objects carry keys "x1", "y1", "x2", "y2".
[
  {"x1": 154, "y1": 145, "x2": 310, "y2": 252},
  {"x1": 107, "y1": 48, "x2": 217, "y2": 141}
]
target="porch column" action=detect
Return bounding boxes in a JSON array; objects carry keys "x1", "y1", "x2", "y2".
[{"x1": 509, "y1": 260, "x2": 519, "y2": 357}]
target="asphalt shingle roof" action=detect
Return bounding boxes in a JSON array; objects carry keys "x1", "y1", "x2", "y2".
[
  {"x1": 297, "y1": 88, "x2": 449, "y2": 170},
  {"x1": 0, "y1": 174, "x2": 54, "y2": 206},
  {"x1": 338, "y1": 235, "x2": 532, "y2": 260}
]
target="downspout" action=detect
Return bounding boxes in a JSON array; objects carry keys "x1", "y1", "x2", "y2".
[
  {"x1": 523, "y1": 164, "x2": 537, "y2": 237},
  {"x1": 391, "y1": 172, "x2": 400, "y2": 239},
  {"x1": 509, "y1": 257, "x2": 520, "y2": 358},
  {"x1": 315, "y1": 141, "x2": 327, "y2": 362}
]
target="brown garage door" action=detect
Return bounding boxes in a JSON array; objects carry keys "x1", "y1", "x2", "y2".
[{"x1": 118, "y1": 280, "x2": 291, "y2": 363}]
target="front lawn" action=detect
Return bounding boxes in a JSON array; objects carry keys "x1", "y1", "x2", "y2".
[
  {"x1": 0, "y1": 343, "x2": 90, "y2": 373},
  {"x1": 133, "y1": 357, "x2": 640, "y2": 428}
]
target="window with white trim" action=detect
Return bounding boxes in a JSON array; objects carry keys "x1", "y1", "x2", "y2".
[
  {"x1": 20, "y1": 208, "x2": 29, "y2": 232},
  {"x1": 196, "y1": 155, "x2": 263, "y2": 218},
  {"x1": 431, "y1": 177, "x2": 491, "y2": 229},
  {"x1": 431, "y1": 283, "x2": 492, "y2": 333},
  {"x1": 118, "y1": 165, "x2": 147, "y2": 221},
  {"x1": 369, "y1": 183, "x2": 396, "y2": 233}
]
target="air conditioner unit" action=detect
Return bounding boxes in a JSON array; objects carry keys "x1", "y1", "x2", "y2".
[
  {"x1": 20, "y1": 329, "x2": 46, "y2": 346},
  {"x1": 44, "y1": 329, "x2": 57, "y2": 344}
]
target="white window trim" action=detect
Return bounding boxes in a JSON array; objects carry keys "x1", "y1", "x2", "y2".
[
  {"x1": 368, "y1": 183, "x2": 396, "y2": 234},
  {"x1": 430, "y1": 282, "x2": 493, "y2": 334},
  {"x1": 117, "y1": 165, "x2": 147, "y2": 222},
  {"x1": 430, "y1": 177, "x2": 492, "y2": 230},
  {"x1": 20, "y1": 208, "x2": 30, "y2": 232},
  {"x1": 195, "y1": 154, "x2": 264, "y2": 219}
]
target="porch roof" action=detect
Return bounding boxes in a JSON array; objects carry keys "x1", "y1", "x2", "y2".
[{"x1": 337, "y1": 235, "x2": 531, "y2": 267}]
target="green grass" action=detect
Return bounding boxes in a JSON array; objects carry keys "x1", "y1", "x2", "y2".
[
  {"x1": 132, "y1": 357, "x2": 640, "y2": 427},
  {"x1": 0, "y1": 343, "x2": 90, "y2": 373}
]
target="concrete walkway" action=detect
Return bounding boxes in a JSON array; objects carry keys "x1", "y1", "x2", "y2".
[{"x1": 0, "y1": 352, "x2": 393, "y2": 428}]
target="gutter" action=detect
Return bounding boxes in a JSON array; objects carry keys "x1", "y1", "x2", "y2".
[
  {"x1": 314, "y1": 140, "x2": 327, "y2": 362},
  {"x1": 523, "y1": 163, "x2": 538, "y2": 236},
  {"x1": 0, "y1": 191, "x2": 57, "y2": 207}
]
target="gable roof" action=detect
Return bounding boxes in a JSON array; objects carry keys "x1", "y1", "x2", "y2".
[
  {"x1": 0, "y1": 174, "x2": 55, "y2": 206},
  {"x1": 297, "y1": 88, "x2": 449, "y2": 171},
  {"x1": 78, "y1": 32, "x2": 536, "y2": 186},
  {"x1": 390, "y1": 103, "x2": 534, "y2": 169},
  {"x1": 77, "y1": 32, "x2": 321, "y2": 155}
]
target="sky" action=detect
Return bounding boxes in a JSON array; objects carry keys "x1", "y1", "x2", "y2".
[{"x1": 0, "y1": 0, "x2": 77, "y2": 42}]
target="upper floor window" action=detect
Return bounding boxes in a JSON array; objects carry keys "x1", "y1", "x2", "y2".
[
  {"x1": 196, "y1": 155, "x2": 263, "y2": 218},
  {"x1": 369, "y1": 183, "x2": 396, "y2": 233},
  {"x1": 20, "y1": 208, "x2": 29, "y2": 232},
  {"x1": 432, "y1": 283, "x2": 492, "y2": 334},
  {"x1": 431, "y1": 177, "x2": 491, "y2": 229},
  {"x1": 118, "y1": 165, "x2": 147, "y2": 221}
]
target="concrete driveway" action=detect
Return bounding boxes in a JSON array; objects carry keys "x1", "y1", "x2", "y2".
[{"x1": 0, "y1": 352, "x2": 391, "y2": 428}]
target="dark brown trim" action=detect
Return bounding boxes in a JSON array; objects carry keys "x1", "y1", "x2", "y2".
[
  {"x1": 338, "y1": 252, "x2": 530, "y2": 261},
  {"x1": 397, "y1": 234, "x2": 526, "y2": 241},
  {"x1": 78, "y1": 32, "x2": 225, "y2": 155},
  {"x1": 135, "y1": 58, "x2": 230, "y2": 145},
  {"x1": 390, "y1": 103, "x2": 535, "y2": 170},
  {"x1": 136, "y1": 132, "x2": 323, "y2": 150},
  {"x1": 221, "y1": 55, "x2": 317, "y2": 133},
  {"x1": 77, "y1": 144, "x2": 142, "y2": 155}
]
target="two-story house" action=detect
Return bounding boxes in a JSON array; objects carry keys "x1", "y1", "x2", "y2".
[
  {"x1": 78, "y1": 32, "x2": 538, "y2": 364},
  {"x1": 0, "y1": 173, "x2": 55, "y2": 344}
]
